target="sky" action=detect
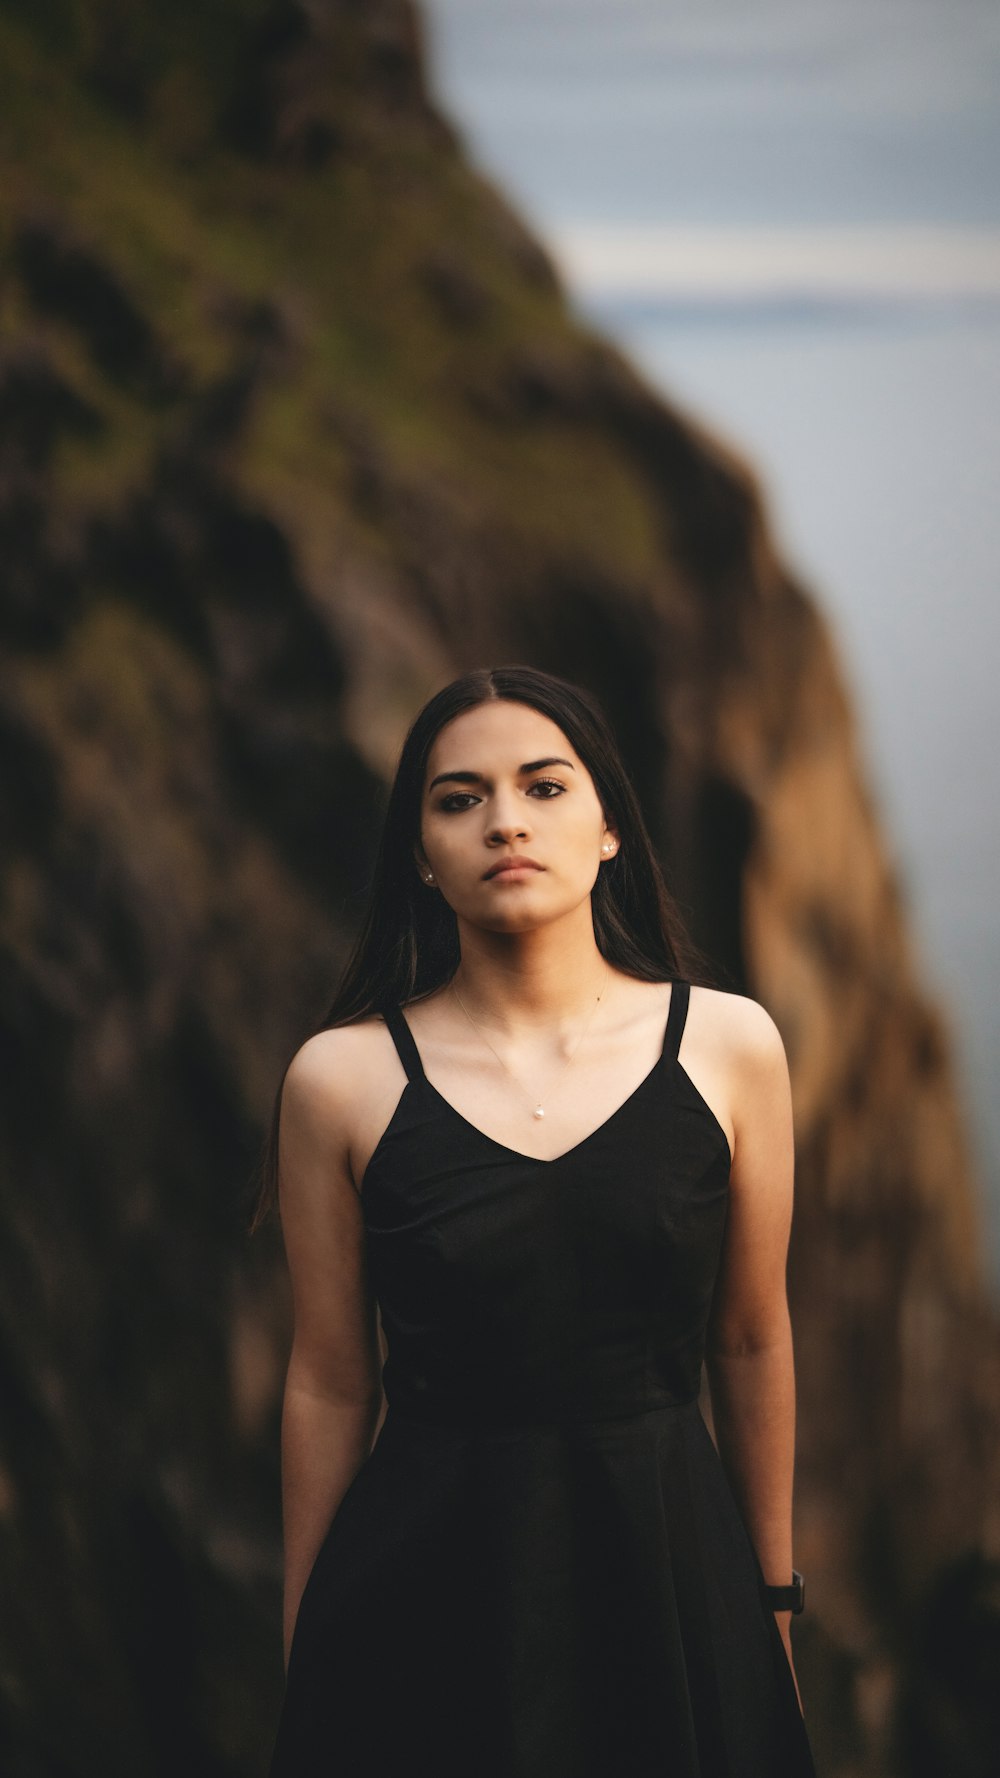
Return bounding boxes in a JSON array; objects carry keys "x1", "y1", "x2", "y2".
[{"x1": 423, "y1": 0, "x2": 1000, "y2": 227}]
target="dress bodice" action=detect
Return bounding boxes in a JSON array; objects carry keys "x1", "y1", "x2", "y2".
[{"x1": 360, "y1": 980, "x2": 732, "y2": 1427}]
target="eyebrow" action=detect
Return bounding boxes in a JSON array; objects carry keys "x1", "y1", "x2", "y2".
[{"x1": 428, "y1": 757, "x2": 576, "y2": 792}]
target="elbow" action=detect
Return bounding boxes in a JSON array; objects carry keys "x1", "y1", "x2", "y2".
[
  {"x1": 284, "y1": 1349, "x2": 383, "y2": 1412},
  {"x1": 705, "y1": 1309, "x2": 793, "y2": 1363}
]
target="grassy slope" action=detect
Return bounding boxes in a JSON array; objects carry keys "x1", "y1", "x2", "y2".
[{"x1": 0, "y1": 4, "x2": 663, "y2": 589}]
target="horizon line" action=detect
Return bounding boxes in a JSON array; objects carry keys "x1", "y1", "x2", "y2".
[{"x1": 548, "y1": 223, "x2": 1000, "y2": 300}]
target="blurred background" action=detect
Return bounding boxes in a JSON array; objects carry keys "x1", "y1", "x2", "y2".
[
  {"x1": 424, "y1": 0, "x2": 1000, "y2": 1287},
  {"x1": 1, "y1": 2, "x2": 998, "y2": 1775}
]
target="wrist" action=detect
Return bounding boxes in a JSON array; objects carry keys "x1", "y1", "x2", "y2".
[{"x1": 763, "y1": 1569, "x2": 805, "y2": 1614}]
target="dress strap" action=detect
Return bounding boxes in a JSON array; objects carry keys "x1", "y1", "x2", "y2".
[
  {"x1": 383, "y1": 1005, "x2": 427, "y2": 1084},
  {"x1": 661, "y1": 979, "x2": 690, "y2": 1066}
]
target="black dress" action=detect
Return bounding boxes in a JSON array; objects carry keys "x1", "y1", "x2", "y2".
[{"x1": 268, "y1": 980, "x2": 817, "y2": 1777}]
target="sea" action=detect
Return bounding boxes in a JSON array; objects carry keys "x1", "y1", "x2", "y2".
[{"x1": 423, "y1": 0, "x2": 1000, "y2": 1289}]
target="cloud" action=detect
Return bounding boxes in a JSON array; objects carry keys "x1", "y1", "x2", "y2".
[{"x1": 549, "y1": 225, "x2": 1000, "y2": 303}]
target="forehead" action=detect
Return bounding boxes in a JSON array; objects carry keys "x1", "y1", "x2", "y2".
[{"x1": 424, "y1": 700, "x2": 584, "y2": 778}]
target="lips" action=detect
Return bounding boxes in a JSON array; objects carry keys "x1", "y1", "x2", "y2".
[{"x1": 483, "y1": 856, "x2": 543, "y2": 880}]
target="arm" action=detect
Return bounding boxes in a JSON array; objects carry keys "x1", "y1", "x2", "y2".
[
  {"x1": 277, "y1": 1031, "x2": 385, "y2": 1671},
  {"x1": 703, "y1": 1001, "x2": 804, "y2": 1706}
]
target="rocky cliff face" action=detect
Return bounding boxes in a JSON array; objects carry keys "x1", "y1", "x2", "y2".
[{"x1": 1, "y1": 3, "x2": 997, "y2": 1773}]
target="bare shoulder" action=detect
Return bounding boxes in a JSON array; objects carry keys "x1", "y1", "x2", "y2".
[
  {"x1": 284, "y1": 1018, "x2": 378, "y2": 1109},
  {"x1": 688, "y1": 986, "x2": 793, "y2": 1190},
  {"x1": 280, "y1": 1016, "x2": 396, "y2": 1155},
  {"x1": 689, "y1": 983, "x2": 787, "y2": 1070},
  {"x1": 685, "y1": 987, "x2": 789, "y2": 1161},
  {"x1": 281, "y1": 1014, "x2": 407, "y2": 1198}
]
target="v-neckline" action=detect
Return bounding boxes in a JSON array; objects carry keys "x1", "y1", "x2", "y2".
[
  {"x1": 420, "y1": 1051, "x2": 669, "y2": 1169},
  {"x1": 359, "y1": 1054, "x2": 731, "y2": 1194},
  {"x1": 362, "y1": 985, "x2": 733, "y2": 1192},
  {"x1": 388, "y1": 981, "x2": 712, "y2": 1170}
]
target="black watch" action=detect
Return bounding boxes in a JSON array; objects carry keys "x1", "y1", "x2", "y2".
[{"x1": 765, "y1": 1569, "x2": 805, "y2": 1614}]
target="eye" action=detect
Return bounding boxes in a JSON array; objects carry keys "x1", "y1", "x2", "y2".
[{"x1": 436, "y1": 778, "x2": 566, "y2": 813}]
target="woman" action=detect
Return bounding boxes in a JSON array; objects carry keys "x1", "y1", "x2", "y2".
[{"x1": 260, "y1": 664, "x2": 817, "y2": 1777}]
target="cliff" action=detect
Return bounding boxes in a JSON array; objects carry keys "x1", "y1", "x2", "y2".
[{"x1": 1, "y1": 2, "x2": 997, "y2": 1773}]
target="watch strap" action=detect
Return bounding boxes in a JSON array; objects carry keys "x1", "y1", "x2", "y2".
[{"x1": 764, "y1": 1569, "x2": 805, "y2": 1614}]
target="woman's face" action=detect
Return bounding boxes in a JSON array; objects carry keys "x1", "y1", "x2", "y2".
[{"x1": 415, "y1": 699, "x2": 619, "y2": 932}]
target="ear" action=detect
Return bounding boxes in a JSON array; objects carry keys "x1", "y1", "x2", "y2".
[
  {"x1": 600, "y1": 816, "x2": 621, "y2": 857},
  {"x1": 413, "y1": 844, "x2": 435, "y2": 887}
]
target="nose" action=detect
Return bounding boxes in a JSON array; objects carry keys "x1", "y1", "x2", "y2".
[{"x1": 486, "y1": 787, "x2": 529, "y2": 844}]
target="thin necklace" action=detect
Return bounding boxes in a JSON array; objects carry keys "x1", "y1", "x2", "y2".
[{"x1": 450, "y1": 961, "x2": 611, "y2": 1122}]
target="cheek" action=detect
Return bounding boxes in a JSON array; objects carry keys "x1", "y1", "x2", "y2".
[
  {"x1": 547, "y1": 814, "x2": 606, "y2": 882},
  {"x1": 565, "y1": 805, "x2": 605, "y2": 849},
  {"x1": 426, "y1": 819, "x2": 462, "y2": 854},
  {"x1": 424, "y1": 822, "x2": 476, "y2": 875}
]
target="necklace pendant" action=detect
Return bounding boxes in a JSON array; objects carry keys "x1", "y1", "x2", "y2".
[{"x1": 532, "y1": 1104, "x2": 545, "y2": 1120}]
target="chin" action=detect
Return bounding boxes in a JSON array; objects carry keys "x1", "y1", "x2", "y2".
[{"x1": 477, "y1": 908, "x2": 545, "y2": 932}]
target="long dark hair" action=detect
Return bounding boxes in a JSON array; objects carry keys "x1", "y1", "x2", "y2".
[{"x1": 250, "y1": 664, "x2": 720, "y2": 1228}]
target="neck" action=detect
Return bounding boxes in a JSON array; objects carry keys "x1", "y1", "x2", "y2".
[{"x1": 450, "y1": 906, "x2": 609, "y2": 1032}]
